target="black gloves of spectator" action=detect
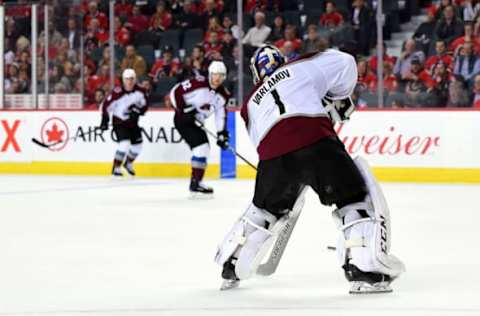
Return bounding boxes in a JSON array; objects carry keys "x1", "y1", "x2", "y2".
[
  {"x1": 216, "y1": 130, "x2": 229, "y2": 150},
  {"x1": 99, "y1": 115, "x2": 109, "y2": 131}
]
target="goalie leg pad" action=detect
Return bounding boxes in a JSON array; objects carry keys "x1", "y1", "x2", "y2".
[
  {"x1": 214, "y1": 204, "x2": 277, "y2": 279},
  {"x1": 332, "y1": 157, "x2": 405, "y2": 279}
]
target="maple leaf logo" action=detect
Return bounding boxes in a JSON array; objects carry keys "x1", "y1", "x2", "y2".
[{"x1": 46, "y1": 123, "x2": 64, "y2": 143}]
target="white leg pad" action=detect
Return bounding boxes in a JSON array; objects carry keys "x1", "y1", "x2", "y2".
[
  {"x1": 333, "y1": 156, "x2": 405, "y2": 279},
  {"x1": 214, "y1": 204, "x2": 277, "y2": 279}
]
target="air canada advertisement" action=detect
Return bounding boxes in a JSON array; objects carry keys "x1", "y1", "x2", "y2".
[{"x1": 0, "y1": 110, "x2": 479, "y2": 170}]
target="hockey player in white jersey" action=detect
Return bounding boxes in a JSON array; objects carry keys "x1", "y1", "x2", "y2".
[
  {"x1": 214, "y1": 45, "x2": 405, "y2": 293},
  {"x1": 170, "y1": 61, "x2": 231, "y2": 196},
  {"x1": 99, "y1": 68, "x2": 149, "y2": 176}
]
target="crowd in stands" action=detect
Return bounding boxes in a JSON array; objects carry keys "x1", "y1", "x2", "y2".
[
  {"x1": 356, "y1": 0, "x2": 480, "y2": 108},
  {"x1": 2, "y1": 0, "x2": 480, "y2": 108}
]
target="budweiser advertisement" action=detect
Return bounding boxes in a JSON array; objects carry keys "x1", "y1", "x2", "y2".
[{"x1": 236, "y1": 111, "x2": 480, "y2": 169}]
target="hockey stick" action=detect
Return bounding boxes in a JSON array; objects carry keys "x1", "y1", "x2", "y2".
[
  {"x1": 195, "y1": 120, "x2": 257, "y2": 171},
  {"x1": 32, "y1": 126, "x2": 107, "y2": 149},
  {"x1": 256, "y1": 186, "x2": 308, "y2": 276}
]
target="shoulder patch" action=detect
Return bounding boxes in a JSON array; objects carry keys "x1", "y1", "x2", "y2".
[{"x1": 113, "y1": 86, "x2": 122, "y2": 93}]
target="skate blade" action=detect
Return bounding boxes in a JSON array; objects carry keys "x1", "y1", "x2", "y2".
[
  {"x1": 189, "y1": 192, "x2": 214, "y2": 200},
  {"x1": 220, "y1": 279, "x2": 240, "y2": 291},
  {"x1": 349, "y1": 281, "x2": 393, "y2": 294}
]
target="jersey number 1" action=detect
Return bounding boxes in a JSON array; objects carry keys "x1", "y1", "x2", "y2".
[{"x1": 271, "y1": 89, "x2": 285, "y2": 114}]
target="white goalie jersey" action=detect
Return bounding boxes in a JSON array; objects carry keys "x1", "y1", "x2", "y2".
[{"x1": 241, "y1": 49, "x2": 358, "y2": 160}]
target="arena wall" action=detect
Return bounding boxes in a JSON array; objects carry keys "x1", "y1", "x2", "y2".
[{"x1": 0, "y1": 110, "x2": 479, "y2": 183}]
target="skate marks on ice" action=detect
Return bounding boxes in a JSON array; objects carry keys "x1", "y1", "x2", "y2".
[{"x1": 1, "y1": 177, "x2": 480, "y2": 315}]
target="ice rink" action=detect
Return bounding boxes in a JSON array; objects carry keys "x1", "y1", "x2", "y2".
[{"x1": 1, "y1": 175, "x2": 479, "y2": 316}]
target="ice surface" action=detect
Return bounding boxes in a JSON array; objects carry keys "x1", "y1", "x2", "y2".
[{"x1": 1, "y1": 175, "x2": 479, "y2": 315}]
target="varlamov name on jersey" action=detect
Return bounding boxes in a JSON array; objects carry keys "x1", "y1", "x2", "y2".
[{"x1": 252, "y1": 69, "x2": 293, "y2": 105}]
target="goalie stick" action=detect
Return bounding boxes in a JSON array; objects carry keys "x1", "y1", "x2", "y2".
[{"x1": 256, "y1": 186, "x2": 308, "y2": 276}]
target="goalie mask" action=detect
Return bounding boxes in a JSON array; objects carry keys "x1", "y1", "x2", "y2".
[{"x1": 250, "y1": 44, "x2": 286, "y2": 84}]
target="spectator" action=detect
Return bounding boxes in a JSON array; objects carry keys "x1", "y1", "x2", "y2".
[
  {"x1": 96, "y1": 64, "x2": 111, "y2": 91},
  {"x1": 301, "y1": 24, "x2": 324, "y2": 54},
  {"x1": 435, "y1": 0, "x2": 460, "y2": 20},
  {"x1": 114, "y1": 16, "x2": 131, "y2": 46},
  {"x1": 368, "y1": 43, "x2": 397, "y2": 73},
  {"x1": 405, "y1": 76, "x2": 428, "y2": 107},
  {"x1": 115, "y1": 0, "x2": 133, "y2": 18},
  {"x1": 86, "y1": 88, "x2": 105, "y2": 110},
  {"x1": 242, "y1": 11, "x2": 271, "y2": 52},
  {"x1": 275, "y1": 25, "x2": 302, "y2": 52},
  {"x1": 222, "y1": 15, "x2": 241, "y2": 40},
  {"x1": 351, "y1": 0, "x2": 374, "y2": 56},
  {"x1": 453, "y1": 41, "x2": 480, "y2": 84},
  {"x1": 120, "y1": 45, "x2": 147, "y2": 77},
  {"x1": 192, "y1": 44, "x2": 208, "y2": 73},
  {"x1": 280, "y1": 41, "x2": 299, "y2": 61},
  {"x1": 448, "y1": 74, "x2": 471, "y2": 106},
  {"x1": 149, "y1": 1, "x2": 173, "y2": 33},
  {"x1": 149, "y1": 45, "x2": 181, "y2": 81},
  {"x1": 268, "y1": 15, "x2": 285, "y2": 43},
  {"x1": 126, "y1": 5, "x2": 149, "y2": 34},
  {"x1": 201, "y1": 0, "x2": 222, "y2": 29},
  {"x1": 472, "y1": 74, "x2": 480, "y2": 106},
  {"x1": 434, "y1": 5, "x2": 464, "y2": 46},
  {"x1": 394, "y1": 39, "x2": 426, "y2": 80},
  {"x1": 357, "y1": 59, "x2": 377, "y2": 93},
  {"x1": 425, "y1": 40, "x2": 453, "y2": 73},
  {"x1": 63, "y1": 18, "x2": 81, "y2": 50},
  {"x1": 176, "y1": 0, "x2": 200, "y2": 30},
  {"x1": 84, "y1": 1, "x2": 108, "y2": 30},
  {"x1": 39, "y1": 21, "x2": 64, "y2": 47},
  {"x1": 98, "y1": 47, "x2": 120, "y2": 74},
  {"x1": 221, "y1": 30, "x2": 237, "y2": 58},
  {"x1": 450, "y1": 22, "x2": 480, "y2": 54},
  {"x1": 382, "y1": 62, "x2": 399, "y2": 95},
  {"x1": 139, "y1": 76, "x2": 153, "y2": 95},
  {"x1": 413, "y1": 6, "x2": 437, "y2": 55},
  {"x1": 204, "y1": 16, "x2": 224, "y2": 42},
  {"x1": 462, "y1": 0, "x2": 480, "y2": 22},
  {"x1": 427, "y1": 61, "x2": 451, "y2": 106},
  {"x1": 320, "y1": 1, "x2": 344, "y2": 28},
  {"x1": 204, "y1": 31, "x2": 223, "y2": 61},
  {"x1": 88, "y1": 18, "x2": 109, "y2": 45},
  {"x1": 403, "y1": 57, "x2": 434, "y2": 88},
  {"x1": 5, "y1": 18, "x2": 21, "y2": 46}
]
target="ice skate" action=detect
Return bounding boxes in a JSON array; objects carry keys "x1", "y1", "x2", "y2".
[
  {"x1": 220, "y1": 258, "x2": 240, "y2": 291},
  {"x1": 344, "y1": 263, "x2": 394, "y2": 294},
  {"x1": 189, "y1": 179, "x2": 214, "y2": 199},
  {"x1": 349, "y1": 280, "x2": 392, "y2": 294},
  {"x1": 112, "y1": 166, "x2": 123, "y2": 177},
  {"x1": 123, "y1": 162, "x2": 136, "y2": 176}
]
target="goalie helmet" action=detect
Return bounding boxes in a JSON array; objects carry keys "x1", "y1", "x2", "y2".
[{"x1": 250, "y1": 44, "x2": 286, "y2": 84}]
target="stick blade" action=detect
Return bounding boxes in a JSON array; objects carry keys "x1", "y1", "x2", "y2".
[{"x1": 31, "y1": 138, "x2": 50, "y2": 148}]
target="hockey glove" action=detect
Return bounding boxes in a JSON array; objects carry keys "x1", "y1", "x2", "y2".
[
  {"x1": 216, "y1": 130, "x2": 229, "y2": 150},
  {"x1": 99, "y1": 115, "x2": 109, "y2": 131},
  {"x1": 129, "y1": 104, "x2": 142, "y2": 120},
  {"x1": 321, "y1": 95, "x2": 355, "y2": 123}
]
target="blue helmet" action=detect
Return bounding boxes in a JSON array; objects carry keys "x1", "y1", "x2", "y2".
[{"x1": 250, "y1": 44, "x2": 286, "y2": 84}]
